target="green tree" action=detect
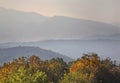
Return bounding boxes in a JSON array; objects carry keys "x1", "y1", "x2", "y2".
[
  {"x1": 0, "y1": 65, "x2": 47, "y2": 83},
  {"x1": 0, "y1": 55, "x2": 48, "y2": 83},
  {"x1": 47, "y1": 58, "x2": 68, "y2": 83},
  {"x1": 60, "y1": 72, "x2": 89, "y2": 83}
]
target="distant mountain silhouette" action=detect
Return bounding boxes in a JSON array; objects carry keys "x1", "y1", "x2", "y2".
[
  {"x1": 0, "y1": 7, "x2": 120, "y2": 64},
  {"x1": 0, "y1": 39, "x2": 120, "y2": 62},
  {"x1": 0, "y1": 7, "x2": 120, "y2": 42},
  {"x1": 0, "y1": 46, "x2": 73, "y2": 65}
]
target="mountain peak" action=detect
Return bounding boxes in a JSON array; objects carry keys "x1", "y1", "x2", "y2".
[{"x1": 0, "y1": 7, "x2": 120, "y2": 42}]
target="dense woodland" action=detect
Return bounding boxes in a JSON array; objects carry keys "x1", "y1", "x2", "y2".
[{"x1": 0, "y1": 53, "x2": 120, "y2": 83}]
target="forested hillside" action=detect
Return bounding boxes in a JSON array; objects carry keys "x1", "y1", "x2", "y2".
[
  {"x1": 0, "y1": 53, "x2": 120, "y2": 83},
  {"x1": 0, "y1": 46, "x2": 72, "y2": 65}
]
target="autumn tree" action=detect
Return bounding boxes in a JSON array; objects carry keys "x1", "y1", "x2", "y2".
[
  {"x1": 0, "y1": 55, "x2": 48, "y2": 83},
  {"x1": 0, "y1": 54, "x2": 120, "y2": 83},
  {"x1": 67, "y1": 53, "x2": 120, "y2": 83},
  {"x1": 69, "y1": 53, "x2": 100, "y2": 82},
  {"x1": 0, "y1": 56, "x2": 27, "y2": 79},
  {"x1": 46, "y1": 58, "x2": 68, "y2": 83},
  {"x1": 0, "y1": 64, "x2": 47, "y2": 83}
]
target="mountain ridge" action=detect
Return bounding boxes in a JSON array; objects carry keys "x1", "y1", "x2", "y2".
[
  {"x1": 0, "y1": 7, "x2": 120, "y2": 42},
  {"x1": 0, "y1": 46, "x2": 73, "y2": 65},
  {"x1": 0, "y1": 39, "x2": 120, "y2": 60}
]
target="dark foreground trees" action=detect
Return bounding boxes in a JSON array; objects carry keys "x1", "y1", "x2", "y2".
[
  {"x1": 61, "y1": 53, "x2": 120, "y2": 83},
  {"x1": 0, "y1": 53, "x2": 120, "y2": 83}
]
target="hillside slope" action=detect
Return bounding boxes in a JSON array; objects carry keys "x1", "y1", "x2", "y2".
[{"x1": 0, "y1": 46, "x2": 73, "y2": 65}]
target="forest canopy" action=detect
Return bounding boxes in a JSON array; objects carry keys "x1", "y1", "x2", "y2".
[{"x1": 0, "y1": 53, "x2": 120, "y2": 83}]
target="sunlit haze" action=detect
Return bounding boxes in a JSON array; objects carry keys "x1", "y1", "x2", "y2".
[{"x1": 0, "y1": 0, "x2": 120, "y2": 23}]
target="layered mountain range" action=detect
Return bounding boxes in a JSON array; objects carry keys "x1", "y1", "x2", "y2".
[
  {"x1": 0, "y1": 7, "x2": 120, "y2": 64},
  {"x1": 0, "y1": 7, "x2": 120, "y2": 42}
]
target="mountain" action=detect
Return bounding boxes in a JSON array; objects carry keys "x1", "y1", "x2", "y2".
[
  {"x1": 0, "y1": 7, "x2": 47, "y2": 23},
  {"x1": 0, "y1": 7, "x2": 120, "y2": 42},
  {"x1": 0, "y1": 7, "x2": 120, "y2": 63},
  {"x1": 0, "y1": 7, "x2": 48, "y2": 42},
  {"x1": 0, "y1": 46, "x2": 73, "y2": 65},
  {"x1": 39, "y1": 16, "x2": 120, "y2": 38},
  {"x1": 113, "y1": 22, "x2": 120, "y2": 28},
  {"x1": 0, "y1": 39, "x2": 120, "y2": 63}
]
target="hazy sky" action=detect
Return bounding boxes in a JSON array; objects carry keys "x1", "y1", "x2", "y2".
[{"x1": 0, "y1": 0, "x2": 120, "y2": 24}]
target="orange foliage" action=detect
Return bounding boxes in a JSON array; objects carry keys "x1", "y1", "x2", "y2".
[{"x1": 70, "y1": 53, "x2": 100, "y2": 78}]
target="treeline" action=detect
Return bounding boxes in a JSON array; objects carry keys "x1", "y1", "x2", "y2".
[{"x1": 0, "y1": 53, "x2": 120, "y2": 83}]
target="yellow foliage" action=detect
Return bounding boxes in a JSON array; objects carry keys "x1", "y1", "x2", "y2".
[{"x1": 70, "y1": 53, "x2": 100, "y2": 80}]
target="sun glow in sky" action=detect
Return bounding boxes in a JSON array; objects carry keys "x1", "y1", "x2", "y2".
[{"x1": 0, "y1": 0, "x2": 120, "y2": 23}]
